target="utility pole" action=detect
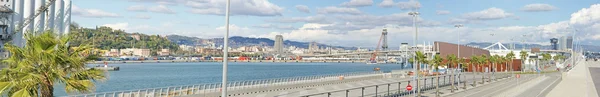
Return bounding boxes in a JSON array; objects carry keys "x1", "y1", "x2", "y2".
[
  {"x1": 221, "y1": 0, "x2": 230, "y2": 96},
  {"x1": 454, "y1": 24, "x2": 463, "y2": 92},
  {"x1": 408, "y1": 11, "x2": 420, "y2": 97}
]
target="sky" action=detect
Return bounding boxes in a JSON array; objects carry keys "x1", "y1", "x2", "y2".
[{"x1": 72, "y1": 0, "x2": 600, "y2": 48}]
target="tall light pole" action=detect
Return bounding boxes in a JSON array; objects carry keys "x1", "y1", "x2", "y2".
[
  {"x1": 408, "y1": 11, "x2": 420, "y2": 97},
  {"x1": 454, "y1": 24, "x2": 463, "y2": 92},
  {"x1": 221, "y1": 0, "x2": 230, "y2": 96}
]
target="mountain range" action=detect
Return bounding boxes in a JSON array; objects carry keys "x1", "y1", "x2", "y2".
[
  {"x1": 167, "y1": 35, "x2": 600, "y2": 52},
  {"x1": 166, "y1": 35, "x2": 358, "y2": 50}
]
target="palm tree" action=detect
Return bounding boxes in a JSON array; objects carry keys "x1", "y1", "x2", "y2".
[
  {"x1": 506, "y1": 51, "x2": 516, "y2": 72},
  {"x1": 542, "y1": 53, "x2": 552, "y2": 71},
  {"x1": 431, "y1": 55, "x2": 444, "y2": 97},
  {"x1": 446, "y1": 54, "x2": 458, "y2": 92},
  {"x1": 553, "y1": 55, "x2": 561, "y2": 63},
  {"x1": 486, "y1": 55, "x2": 496, "y2": 82},
  {"x1": 459, "y1": 58, "x2": 468, "y2": 89},
  {"x1": 478, "y1": 55, "x2": 488, "y2": 84},
  {"x1": 470, "y1": 56, "x2": 479, "y2": 86},
  {"x1": 0, "y1": 31, "x2": 105, "y2": 97},
  {"x1": 415, "y1": 51, "x2": 427, "y2": 96},
  {"x1": 520, "y1": 51, "x2": 528, "y2": 72}
]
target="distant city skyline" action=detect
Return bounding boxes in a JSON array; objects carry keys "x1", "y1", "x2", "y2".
[{"x1": 71, "y1": 0, "x2": 600, "y2": 47}]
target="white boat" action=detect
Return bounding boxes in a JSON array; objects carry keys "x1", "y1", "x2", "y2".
[{"x1": 366, "y1": 60, "x2": 378, "y2": 64}]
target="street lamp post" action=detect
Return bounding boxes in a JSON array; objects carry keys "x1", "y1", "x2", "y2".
[
  {"x1": 408, "y1": 11, "x2": 420, "y2": 97},
  {"x1": 454, "y1": 24, "x2": 463, "y2": 92},
  {"x1": 222, "y1": 0, "x2": 230, "y2": 97}
]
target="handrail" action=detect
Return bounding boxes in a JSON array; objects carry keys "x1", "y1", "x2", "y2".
[
  {"x1": 65, "y1": 70, "x2": 392, "y2": 97},
  {"x1": 300, "y1": 74, "x2": 458, "y2": 97}
]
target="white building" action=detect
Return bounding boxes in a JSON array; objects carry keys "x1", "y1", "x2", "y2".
[{"x1": 0, "y1": 0, "x2": 72, "y2": 58}]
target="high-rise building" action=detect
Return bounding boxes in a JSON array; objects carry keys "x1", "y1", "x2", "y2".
[
  {"x1": 559, "y1": 36, "x2": 568, "y2": 50},
  {"x1": 567, "y1": 36, "x2": 573, "y2": 50},
  {"x1": 550, "y1": 38, "x2": 558, "y2": 50},
  {"x1": 274, "y1": 35, "x2": 284, "y2": 54}
]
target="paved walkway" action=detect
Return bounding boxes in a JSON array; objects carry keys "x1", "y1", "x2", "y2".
[{"x1": 546, "y1": 60, "x2": 599, "y2": 97}]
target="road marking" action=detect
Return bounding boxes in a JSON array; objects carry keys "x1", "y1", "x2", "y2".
[
  {"x1": 275, "y1": 91, "x2": 289, "y2": 97},
  {"x1": 316, "y1": 87, "x2": 325, "y2": 92},
  {"x1": 462, "y1": 76, "x2": 531, "y2": 97},
  {"x1": 536, "y1": 76, "x2": 561, "y2": 97},
  {"x1": 484, "y1": 76, "x2": 544, "y2": 97}
]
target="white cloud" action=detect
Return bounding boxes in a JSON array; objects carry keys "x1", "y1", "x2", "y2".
[
  {"x1": 436, "y1": 10, "x2": 451, "y2": 15},
  {"x1": 72, "y1": 6, "x2": 121, "y2": 18},
  {"x1": 317, "y1": 7, "x2": 362, "y2": 15},
  {"x1": 102, "y1": 23, "x2": 129, "y2": 30},
  {"x1": 462, "y1": 7, "x2": 513, "y2": 20},
  {"x1": 185, "y1": 0, "x2": 284, "y2": 16},
  {"x1": 148, "y1": 5, "x2": 176, "y2": 14},
  {"x1": 252, "y1": 24, "x2": 296, "y2": 30},
  {"x1": 266, "y1": 15, "x2": 332, "y2": 24},
  {"x1": 522, "y1": 3, "x2": 557, "y2": 12},
  {"x1": 295, "y1": 5, "x2": 310, "y2": 13},
  {"x1": 378, "y1": 0, "x2": 395, "y2": 8},
  {"x1": 340, "y1": 0, "x2": 373, "y2": 7},
  {"x1": 567, "y1": 4, "x2": 600, "y2": 41},
  {"x1": 133, "y1": 14, "x2": 151, "y2": 19},
  {"x1": 397, "y1": 0, "x2": 421, "y2": 10},
  {"x1": 127, "y1": 5, "x2": 147, "y2": 12}
]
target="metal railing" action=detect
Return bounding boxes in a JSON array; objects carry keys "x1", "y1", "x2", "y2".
[
  {"x1": 300, "y1": 73, "x2": 513, "y2": 97},
  {"x1": 66, "y1": 70, "x2": 394, "y2": 97}
]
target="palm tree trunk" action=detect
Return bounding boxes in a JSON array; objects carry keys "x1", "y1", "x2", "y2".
[
  {"x1": 436, "y1": 74, "x2": 440, "y2": 97},
  {"x1": 41, "y1": 76, "x2": 54, "y2": 97},
  {"x1": 472, "y1": 64, "x2": 476, "y2": 86},
  {"x1": 451, "y1": 65, "x2": 455, "y2": 92}
]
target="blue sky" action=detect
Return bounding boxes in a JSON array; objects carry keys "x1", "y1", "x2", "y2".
[{"x1": 72, "y1": 0, "x2": 600, "y2": 47}]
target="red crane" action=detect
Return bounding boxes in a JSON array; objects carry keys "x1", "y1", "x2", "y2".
[{"x1": 369, "y1": 30, "x2": 385, "y2": 63}]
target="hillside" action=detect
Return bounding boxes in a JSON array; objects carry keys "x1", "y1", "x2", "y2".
[
  {"x1": 167, "y1": 35, "x2": 356, "y2": 49},
  {"x1": 68, "y1": 25, "x2": 179, "y2": 56}
]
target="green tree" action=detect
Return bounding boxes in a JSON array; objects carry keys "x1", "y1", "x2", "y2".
[
  {"x1": 446, "y1": 54, "x2": 458, "y2": 92},
  {"x1": 520, "y1": 51, "x2": 528, "y2": 71},
  {"x1": 506, "y1": 51, "x2": 516, "y2": 72},
  {"x1": 478, "y1": 55, "x2": 488, "y2": 84},
  {"x1": 430, "y1": 54, "x2": 444, "y2": 97},
  {"x1": 470, "y1": 56, "x2": 479, "y2": 86},
  {"x1": 415, "y1": 51, "x2": 427, "y2": 96},
  {"x1": 0, "y1": 31, "x2": 105, "y2": 97}
]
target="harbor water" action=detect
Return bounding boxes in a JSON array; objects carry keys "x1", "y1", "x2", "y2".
[{"x1": 56, "y1": 62, "x2": 409, "y2": 96}]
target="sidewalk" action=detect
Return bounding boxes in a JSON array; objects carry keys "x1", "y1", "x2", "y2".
[{"x1": 546, "y1": 60, "x2": 598, "y2": 97}]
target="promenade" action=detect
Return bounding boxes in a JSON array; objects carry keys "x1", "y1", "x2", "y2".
[{"x1": 547, "y1": 60, "x2": 599, "y2": 97}]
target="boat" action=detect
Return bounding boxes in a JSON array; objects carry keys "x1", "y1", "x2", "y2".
[
  {"x1": 90, "y1": 62, "x2": 120, "y2": 71},
  {"x1": 366, "y1": 60, "x2": 378, "y2": 64}
]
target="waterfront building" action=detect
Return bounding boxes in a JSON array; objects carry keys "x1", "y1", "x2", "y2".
[
  {"x1": 567, "y1": 36, "x2": 573, "y2": 50},
  {"x1": 274, "y1": 35, "x2": 284, "y2": 54},
  {"x1": 559, "y1": 37, "x2": 568, "y2": 50},
  {"x1": 157, "y1": 49, "x2": 170, "y2": 56},
  {"x1": 179, "y1": 45, "x2": 194, "y2": 51},
  {"x1": 120, "y1": 48, "x2": 151, "y2": 57}
]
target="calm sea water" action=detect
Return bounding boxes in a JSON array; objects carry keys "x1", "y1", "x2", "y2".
[{"x1": 56, "y1": 62, "x2": 409, "y2": 96}]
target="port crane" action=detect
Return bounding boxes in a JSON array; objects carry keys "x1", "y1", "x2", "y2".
[{"x1": 368, "y1": 28, "x2": 387, "y2": 71}]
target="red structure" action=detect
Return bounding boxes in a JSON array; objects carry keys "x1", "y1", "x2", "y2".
[{"x1": 433, "y1": 41, "x2": 522, "y2": 72}]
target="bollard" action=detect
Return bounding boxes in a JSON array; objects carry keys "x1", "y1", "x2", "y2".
[{"x1": 361, "y1": 87, "x2": 365, "y2": 97}]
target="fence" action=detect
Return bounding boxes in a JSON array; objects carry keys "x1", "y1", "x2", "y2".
[
  {"x1": 66, "y1": 70, "x2": 392, "y2": 97},
  {"x1": 300, "y1": 73, "x2": 512, "y2": 97}
]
